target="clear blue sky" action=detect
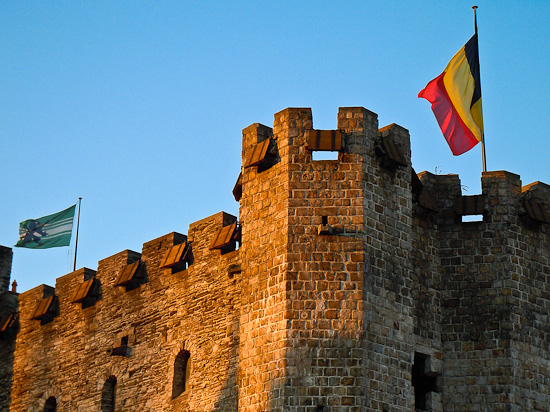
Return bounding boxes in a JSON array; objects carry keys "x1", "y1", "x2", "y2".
[{"x1": 2, "y1": 1, "x2": 549, "y2": 292}]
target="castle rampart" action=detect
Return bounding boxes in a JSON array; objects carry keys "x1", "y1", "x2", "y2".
[
  {"x1": 415, "y1": 169, "x2": 550, "y2": 411},
  {"x1": 1, "y1": 107, "x2": 550, "y2": 411},
  {"x1": 6, "y1": 211, "x2": 241, "y2": 411}
]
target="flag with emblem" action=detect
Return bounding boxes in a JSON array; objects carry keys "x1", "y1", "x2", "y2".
[{"x1": 15, "y1": 204, "x2": 76, "y2": 249}]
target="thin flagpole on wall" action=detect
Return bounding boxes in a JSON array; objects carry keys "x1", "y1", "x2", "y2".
[
  {"x1": 473, "y1": 5, "x2": 487, "y2": 172},
  {"x1": 73, "y1": 197, "x2": 82, "y2": 272}
]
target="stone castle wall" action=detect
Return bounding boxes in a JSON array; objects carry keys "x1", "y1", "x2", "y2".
[
  {"x1": 427, "y1": 171, "x2": 550, "y2": 411},
  {"x1": 1, "y1": 106, "x2": 549, "y2": 411},
  {"x1": 6, "y1": 213, "x2": 241, "y2": 411}
]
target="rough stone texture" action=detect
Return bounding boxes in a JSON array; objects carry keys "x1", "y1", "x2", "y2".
[
  {"x1": 434, "y1": 171, "x2": 550, "y2": 412},
  {"x1": 6, "y1": 214, "x2": 240, "y2": 412},
  {"x1": 0, "y1": 107, "x2": 549, "y2": 411}
]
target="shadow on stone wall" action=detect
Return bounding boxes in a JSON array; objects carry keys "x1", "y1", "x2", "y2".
[{"x1": 0, "y1": 291, "x2": 18, "y2": 411}]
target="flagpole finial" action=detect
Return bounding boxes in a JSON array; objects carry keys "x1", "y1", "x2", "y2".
[{"x1": 472, "y1": 6, "x2": 478, "y2": 34}]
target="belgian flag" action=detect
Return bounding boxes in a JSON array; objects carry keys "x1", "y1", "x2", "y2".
[{"x1": 419, "y1": 33, "x2": 483, "y2": 156}]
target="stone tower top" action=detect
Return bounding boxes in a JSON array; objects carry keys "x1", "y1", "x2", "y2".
[{"x1": 2, "y1": 106, "x2": 550, "y2": 411}]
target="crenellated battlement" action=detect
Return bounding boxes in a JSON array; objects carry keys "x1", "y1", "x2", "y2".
[
  {"x1": 2, "y1": 106, "x2": 550, "y2": 412},
  {"x1": 416, "y1": 169, "x2": 550, "y2": 232},
  {"x1": 13, "y1": 211, "x2": 239, "y2": 333}
]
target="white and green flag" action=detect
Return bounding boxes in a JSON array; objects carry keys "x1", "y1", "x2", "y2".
[{"x1": 15, "y1": 204, "x2": 76, "y2": 249}]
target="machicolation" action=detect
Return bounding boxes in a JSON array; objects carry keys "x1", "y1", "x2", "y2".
[{"x1": 1, "y1": 106, "x2": 550, "y2": 411}]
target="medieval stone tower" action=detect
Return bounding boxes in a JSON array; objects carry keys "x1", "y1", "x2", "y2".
[
  {"x1": 1, "y1": 106, "x2": 549, "y2": 411},
  {"x1": 238, "y1": 107, "x2": 414, "y2": 411}
]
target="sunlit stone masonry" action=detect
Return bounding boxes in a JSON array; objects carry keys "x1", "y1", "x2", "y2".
[{"x1": 1, "y1": 107, "x2": 550, "y2": 411}]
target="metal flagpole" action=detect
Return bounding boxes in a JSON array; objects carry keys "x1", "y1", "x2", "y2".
[
  {"x1": 73, "y1": 197, "x2": 82, "y2": 272},
  {"x1": 473, "y1": 5, "x2": 487, "y2": 172}
]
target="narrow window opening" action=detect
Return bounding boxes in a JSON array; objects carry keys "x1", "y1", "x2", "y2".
[
  {"x1": 412, "y1": 353, "x2": 437, "y2": 411},
  {"x1": 312, "y1": 151, "x2": 339, "y2": 161},
  {"x1": 306, "y1": 129, "x2": 342, "y2": 161},
  {"x1": 456, "y1": 195, "x2": 484, "y2": 222},
  {"x1": 462, "y1": 214, "x2": 483, "y2": 222},
  {"x1": 43, "y1": 396, "x2": 57, "y2": 412},
  {"x1": 111, "y1": 336, "x2": 129, "y2": 357},
  {"x1": 101, "y1": 376, "x2": 117, "y2": 412},
  {"x1": 172, "y1": 350, "x2": 191, "y2": 398},
  {"x1": 318, "y1": 215, "x2": 334, "y2": 235}
]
